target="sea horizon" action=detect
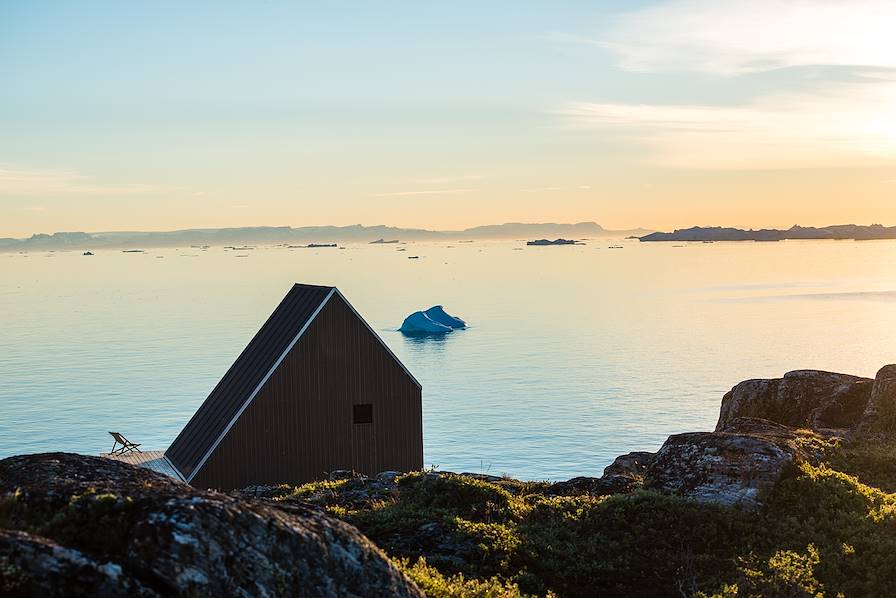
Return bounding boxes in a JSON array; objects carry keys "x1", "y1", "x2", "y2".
[{"x1": 4, "y1": 237, "x2": 894, "y2": 480}]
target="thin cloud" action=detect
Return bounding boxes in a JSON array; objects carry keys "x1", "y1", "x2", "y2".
[
  {"x1": 520, "y1": 186, "x2": 563, "y2": 193},
  {"x1": 592, "y1": 0, "x2": 896, "y2": 75},
  {"x1": 519, "y1": 185, "x2": 592, "y2": 193},
  {"x1": 0, "y1": 165, "x2": 177, "y2": 197},
  {"x1": 416, "y1": 175, "x2": 484, "y2": 184},
  {"x1": 519, "y1": 185, "x2": 591, "y2": 193},
  {"x1": 372, "y1": 188, "x2": 476, "y2": 197},
  {"x1": 558, "y1": 80, "x2": 896, "y2": 169}
]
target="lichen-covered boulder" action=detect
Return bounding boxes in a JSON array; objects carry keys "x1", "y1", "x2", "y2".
[
  {"x1": 602, "y1": 451, "x2": 655, "y2": 477},
  {"x1": 716, "y1": 370, "x2": 873, "y2": 432},
  {"x1": 0, "y1": 529, "x2": 157, "y2": 597},
  {"x1": 0, "y1": 453, "x2": 423, "y2": 598},
  {"x1": 544, "y1": 451, "x2": 656, "y2": 497},
  {"x1": 547, "y1": 475, "x2": 640, "y2": 496},
  {"x1": 855, "y1": 365, "x2": 896, "y2": 437},
  {"x1": 644, "y1": 418, "x2": 805, "y2": 510}
]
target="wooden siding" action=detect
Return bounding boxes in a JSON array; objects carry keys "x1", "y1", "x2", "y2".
[
  {"x1": 167, "y1": 284, "x2": 334, "y2": 479},
  {"x1": 191, "y1": 292, "x2": 423, "y2": 489}
]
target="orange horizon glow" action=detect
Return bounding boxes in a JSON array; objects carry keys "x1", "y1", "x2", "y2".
[{"x1": 2, "y1": 1, "x2": 895, "y2": 238}]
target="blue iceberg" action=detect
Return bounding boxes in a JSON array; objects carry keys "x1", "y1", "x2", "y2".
[
  {"x1": 423, "y1": 305, "x2": 466, "y2": 329},
  {"x1": 400, "y1": 312, "x2": 453, "y2": 334},
  {"x1": 400, "y1": 305, "x2": 467, "y2": 334}
]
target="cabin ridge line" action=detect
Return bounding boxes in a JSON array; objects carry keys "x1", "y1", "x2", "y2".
[
  {"x1": 182, "y1": 287, "x2": 336, "y2": 482},
  {"x1": 332, "y1": 288, "x2": 421, "y2": 389},
  {"x1": 160, "y1": 283, "x2": 423, "y2": 489}
]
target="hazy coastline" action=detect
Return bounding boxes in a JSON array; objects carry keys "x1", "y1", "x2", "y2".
[
  {"x1": 641, "y1": 223, "x2": 896, "y2": 242},
  {"x1": 0, "y1": 222, "x2": 653, "y2": 253}
]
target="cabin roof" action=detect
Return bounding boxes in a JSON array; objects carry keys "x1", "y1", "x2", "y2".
[
  {"x1": 165, "y1": 283, "x2": 420, "y2": 483},
  {"x1": 103, "y1": 450, "x2": 187, "y2": 482}
]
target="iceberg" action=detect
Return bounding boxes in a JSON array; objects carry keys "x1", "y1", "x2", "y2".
[
  {"x1": 400, "y1": 312, "x2": 453, "y2": 334},
  {"x1": 399, "y1": 306, "x2": 467, "y2": 334},
  {"x1": 423, "y1": 305, "x2": 466, "y2": 329}
]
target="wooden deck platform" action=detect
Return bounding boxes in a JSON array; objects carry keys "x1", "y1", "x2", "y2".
[{"x1": 101, "y1": 450, "x2": 186, "y2": 482}]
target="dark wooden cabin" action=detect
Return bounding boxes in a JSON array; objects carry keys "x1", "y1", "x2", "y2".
[{"x1": 165, "y1": 283, "x2": 423, "y2": 489}]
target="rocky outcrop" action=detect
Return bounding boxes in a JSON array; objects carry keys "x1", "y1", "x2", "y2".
[
  {"x1": 636, "y1": 366, "x2": 896, "y2": 509},
  {"x1": 539, "y1": 452, "x2": 657, "y2": 497},
  {"x1": 542, "y1": 452, "x2": 656, "y2": 497},
  {"x1": 603, "y1": 451, "x2": 655, "y2": 477},
  {"x1": 855, "y1": 365, "x2": 896, "y2": 437},
  {"x1": 716, "y1": 370, "x2": 873, "y2": 431},
  {"x1": 547, "y1": 475, "x2": 640, "y2": 496},
  {"x1": 644, "y1": 418, "x2": 805, "y2": 510},
  {"x1": 0, "y1": 453, "x2": 422, "y2": 598},
  {"x1": 0, "y1": 529, "x2": 157, "y2": 597}
]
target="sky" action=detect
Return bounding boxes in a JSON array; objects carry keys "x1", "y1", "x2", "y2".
[{"x1": 1, "y1": 0, "x2": 895, "y2": 237}]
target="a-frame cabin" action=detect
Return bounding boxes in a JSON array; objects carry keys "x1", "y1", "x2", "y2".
[{"x1": 165, "y1": 284, "x2": 423, "y2": 489}]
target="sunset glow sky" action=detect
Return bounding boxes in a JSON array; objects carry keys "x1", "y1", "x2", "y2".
[{"x1": 1, "y1": 1, "x2": 895, "y2": 237}]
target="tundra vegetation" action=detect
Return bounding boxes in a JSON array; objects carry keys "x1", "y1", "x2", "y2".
[
  {"x1": 274, "y1": 439, "x2": 896, "y2": 597},
  {"x1": 265, "y1": 364, "x2": 896, "y2": 597},
  {"x1": 3, "y1": 367, "x2": 896, "y2": 597}
]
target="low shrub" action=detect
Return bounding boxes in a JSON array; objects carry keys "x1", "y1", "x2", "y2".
[{"x1": 278, "y1": 445, "x2": 896, "y2": 597}]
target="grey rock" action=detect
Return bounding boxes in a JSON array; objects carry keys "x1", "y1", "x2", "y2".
[
  {"x1": 376, "y1": 470, "x2": 402, "y2": 484},
  {"x1": 716, "y1": 369, "x2": 873, "y2": 432},
  {"x1": 856, "y1": 365, "x2": 896, "y2": 436},
  {"x1": 547, "y1": 475, "x2": 640, "y2": 496},
  {"x1": 602, "y1": 451, "x2": 656, "y2": 477},
  {"x1": 545, "y1": 451, "x2": 656, "y2": 497},
  {"x1": 546, "y1": 476, "x2": 601, "y2": 495},
  {"x1": 0, "y1": 453, "x2": 423, "y2": 598},
  {"x1": 645, "y1": 418, "x2": 804, "y2": 510},
  {"x1": 387, "y1": 521, "x2": 476, "y2": 569},
  {"x1": 718, "y1": 416, "x2": 797, "y2": 437},
  {"x1": 0, "y1": 529, "x2": 157, "y2": 597}
]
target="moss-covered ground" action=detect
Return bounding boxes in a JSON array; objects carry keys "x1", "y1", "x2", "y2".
[{"x1": 279, "y1": 440, "x2": 896, "y2": 597}]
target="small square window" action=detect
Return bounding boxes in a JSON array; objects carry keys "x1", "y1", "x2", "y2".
[{"x1": 353, "y1": 403, "x2": 373, "y2": 424}]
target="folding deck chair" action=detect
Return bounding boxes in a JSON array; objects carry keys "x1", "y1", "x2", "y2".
[{"x1": 108, "y1": 432, "x2": 142, "y2": 455}]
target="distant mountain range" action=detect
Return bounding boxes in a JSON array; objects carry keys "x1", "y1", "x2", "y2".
[
  {"x1": 639, "y1": 224, "x2": 896, "y2": 242},
  {"x1": 0, "y1": 222, "x2": 653, "y2": 252}
]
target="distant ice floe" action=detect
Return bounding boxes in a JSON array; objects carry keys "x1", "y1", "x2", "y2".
[
  {"x1": 400, "y1": 306, "x2": 467, "y2": 334},
  {"x1": 526, "y1": 238, "x2": 581, "y2": 246}
]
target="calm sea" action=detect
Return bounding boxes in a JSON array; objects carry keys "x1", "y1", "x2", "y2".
[{"x1": 2, "y1": 239, "x2": 894, "y2": 480}]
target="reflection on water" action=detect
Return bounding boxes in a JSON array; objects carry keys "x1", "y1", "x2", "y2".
[
  {"x1": 715, "y1": 290, "x2": 896, "y2": 303},
  {"x1": 1, "y1": 239, "x2": 895, "y2": 480},
  {"x1": 400, "y1": 330, "x2": 456, "y2": 346}
]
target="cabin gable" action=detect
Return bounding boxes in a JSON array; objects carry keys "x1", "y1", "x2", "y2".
[
  {"x1": 190, "y1": 291, "x2": 423, "y2": 489},
  {"x1": 166, "y1": 284, "x2": 334, "y2": 479}
]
